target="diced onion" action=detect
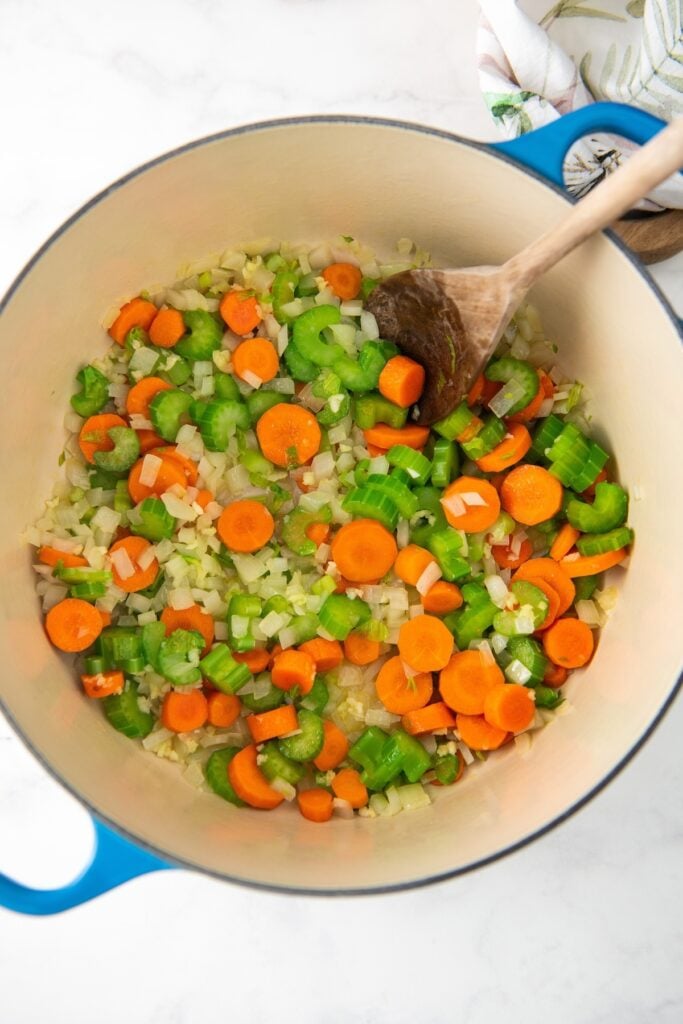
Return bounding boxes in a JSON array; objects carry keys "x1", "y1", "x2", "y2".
[
  {"x1": 441, "y1": 493, "x2": 466, "y2": 518},
  {"x1": 360, "y1": 310, "x2": 379, "y2": 339},
  {"x1": 488, "y1": 377, "x2": 529, "y2": 418},
  {"x1": 575, "y1": 599, "x2": 603, "y2": 627},
  {"x1": 396, "y1": 784, "x2": 431, "y2": 811},
  {"x1": 140, "y1": 456, "x2": 162, "y2": 487},
  {"x1": 484, "y1": 574, "x2": 509, "y2": 608},
  {"x1": 460, "y1": 491, "x2": 488, "y2": 508},
  {"x1": 396, "y1": 519, "x2": 410, "y2": 549},
  {"x1": 506, "y1": 658, "x2": 532, "y2": 684},
  {"x1": 270, "y1": 777, "x2": 297, "y2": 801},
  {"x1": 416, "y1": 560, "x2": 442, "y2": 596},
  {"x1": 110, "y1": 547, "x2": 135, "y2": 580},
  {"x1": 169, "y1": 587, "x2": 194, "y2": 610},
  {"x1": 332, "y1": 797, "x2": 355, "y2": 819}
]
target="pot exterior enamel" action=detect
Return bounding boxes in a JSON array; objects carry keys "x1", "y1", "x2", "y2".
[{"x1": 1, "y1": 118, "x2": 681, "y2": 893}]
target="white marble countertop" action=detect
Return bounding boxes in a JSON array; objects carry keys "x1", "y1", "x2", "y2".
[{"x1": 1, "y1": 1, "x2": 681, "y2": 1021}]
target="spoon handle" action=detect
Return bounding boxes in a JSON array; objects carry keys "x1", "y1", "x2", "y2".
[{"x1": 503, "y1": 116, "x2": 683, "y2": 291}]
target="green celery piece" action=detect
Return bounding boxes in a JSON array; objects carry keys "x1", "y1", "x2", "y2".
[
  {"x1": 566, "y1": 482, "x2": 628, "y2": 533},
  {"x1": 246, "y1": 391, "x2": 289, "y2": 426},
  {"x1": 318, "y1": 594, "x2": 371, "y2": 640},
  {"x1": 204, "y1": 747, "x2": 246, "y2": 805},
  {"x1": 200, "y1": 644, "x2": 252, "y2": 693},
  {"x1": 131, "y1": 497, "x2": 176, "y2": 541},
  {"x1": 259, "y1": 742, "x2": 306, "y2": 785},
  {"x1": 281, "y1": 504, "x2": 333, "y2": 556},
  {"x1": 278, "y1": 709, "x2": 324, "y2": 761},
  {"x1": 157, "y1": 628, "x2": 204, "y2": 685},
  {"x1": 485, "y1": 357, "x2": 539, "y2": 414},
  {"x1": 92, "y1": 426, "x2": 140, "y2": 473},
  {"x1": 353, "y1": 393, "x2": 408, "y2": 430},
  {"x1": 141, "y1": 621, "x2": 166, "y2": 671},
  {"x1": 342, "y1": 486, "x2": 400, "y2": 531},
  {"x1": 292, "y1": 305, "x2": 343, "y2": 367},
  {"x1": 103, "y1": 681, "x2": 154, "y2": 739},
  {"x1": 175, "y1": 310, "x2": 223, "y2": 361},
  {"x1": 149, "y1": 389, "x2": 193, "y2": 443},
  {"x1": 576, "y1": 526, "x2": 633, "y2": 556},
  {"x1": 272, "y1": 270, "x2": 300, "y2": 325},
  {"x1": 71, "y1": 365, "x2": 109, "y2": 417}
]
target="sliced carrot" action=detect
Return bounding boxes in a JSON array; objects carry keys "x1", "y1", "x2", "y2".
[
  {"x1": 542, "y1": 617, "x2": 595, "y2": 668},
  {"x1": 305, "y1": 521, "x2": 330, "y2": 547},
  {"x1": 161, "y1": 689, "x2": 208, "y2": 732},
  {"x1": 148, "y1": 307, "x2": 186, "y2": 348},
  {"x1": 398, "y1": 616, "x2": 454, "y2": 673},
  {"x1": 126, "y1": 377, "x2": 173, "y2": 419},
  {"x1": 543, "y1": 662, "x2": 569, "y2": 688},
  {"x1": 256, "y1": 404, "x2": 321, "y2": 467},
  {"x1": 512, "y1": 558, "x2": 576, "y2": 615},
  {"x1": 508, "y1": 369, "x2": 554, "y2": 423},
  {"x1": 476, "y1": 422, "x2": 532, "y2": 473},
  {"x1": 45, "y1": 598, "x2": 103, "y2": 652},
  {"x1": 127, "y1": 453, "x2": 187, "y2": 504},
  {"x1": 97, "y1": 609, "x2": 112, "y2": 628},
  {"x1": 344, "y1": 632, "x2": 382, "y2": 666},
  {"x1": 194, "y1": 488, "x2": 215, "y2": 510},
  {"x1": 161, "y1": 603, "x2": 214, "y2": 655},
  {"x1": 549, "y1": 523, "x2": 581, "y2": 562},
  {"x1": 298, "y1": 638, "x2": 343, "y2": 673},
  {"x1": 394, "y1": 544, "x2": 437, "y2": 586},
  {"x1": 366, "y1": 443, "x2": 388, "y2": 457},
  {"x1": 233, "y1": 648, "x2": 271, "y2": 673},
  {"x1": 151, "y1": 446, "x2": 199, "y2": 486},
  {"x1": 525, "y1": 575, "x2": 561, "y2": 631},
  {"x1": 420, "y1": 580, "x2": 463, "y2": 615},
  {"x1": 108, "y1": 297, "x2": 158, "y2": 345},
  {"x1": 331, "y1": 518, "x2": 397, "y2": 583},
  {"x1": 136, "y1": 429, "x2": 166, "y2": 455},
  {"x1": 466, "y1": 373, "x2": 501, "y2": 407},
  {"x1": 219, "y1": 290, "x2": 262, "y2": 335},
  {"x1": 217, "y1": 499, "x2": 274, "y2": 553},
  {"x1": 228, "y1": 744, "x2": 284, "y2": 809},
  {"x1": 441, "y1": 476, "x2": 501, "y2": 533},
  {"x1": 375, "y1": 655, "x2": 433, "y2": 714},
  {"x1": 491, "y1": 537, "x2": 533, "y2": 570},
  {"x1": 378, "y1": 355, "x2": 425, "y2": 408},
  {"x1": 313, "y1": 720, "x2": 350, "y2": 771},
  {"x1": 455, "y1": 713, "x2": 508, "y2": 751},
  {"x1": 108, "y1": 536, "x2": 159, "y2": 593},
  {"x1": 271, "y1": 649, "x2": 316, "y2": 694},
  {"x1": 500, "y1": 465, "x2": 563, "y2": 526},
  {"x1": 560, "y1": 548, "x2": 628, "y2": 578},
  {"x1": 363, "y1": 424, "x2": 430, "y2": 450},
  {"x1": 297, "y1": 787, "x2": 334, "y2": 823},
  {"x1": 268, "y1": 644, "x2": 283, "y2": 667},
  {"x1": 207, "y1": 692, "x2": 241, "y2": 728},
  {"x1": 439, "y1": 650, "x2": 505, "y2": 715},
  {"x1": 81, "y1": 670, "x2": 124, "y2": 699},
  {"x1": 232, "y1": 337, "x2": 279, "y2": 384},
  {"x1": 457, "y1": 414, "x2": 483, "y2": 444},
  {"x1": 484, "y1": 683, "x2": 535, "y2": 733},
  {"x1": 37, "y1": 546, "x2": 88, "y2": 569},
  {"x1": 331, "y1": 767, "x2": 368, "y2": 808},
  {"x1": 322, "y1": 262, "x2": 362, "y2": 300},
  {"x1": 246, "y1": 704, "x2": 298, "y2": 743},
  {"x1": 78, "y1": 413, "x2": 127, "y2": 464},
  {"x1": 401, "y1": 701, "x2": 456, "y2": 735}
]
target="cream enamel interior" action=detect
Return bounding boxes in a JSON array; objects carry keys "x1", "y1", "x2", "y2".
[{"x1": 1, "y1": 120, "x2": 681, "y2": 892}]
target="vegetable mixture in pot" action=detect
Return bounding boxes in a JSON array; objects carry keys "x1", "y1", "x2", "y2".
[{"x1": 27, "y1": 235, "x2": 633, "y2": 823}]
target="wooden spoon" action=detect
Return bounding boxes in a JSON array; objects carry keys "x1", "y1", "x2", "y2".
[{"x1": 367, "y1": 117, "x2": 683, "y2": 425}]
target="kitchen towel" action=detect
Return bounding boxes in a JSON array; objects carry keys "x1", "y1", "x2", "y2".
[{"x1": 477, "y1": 0, "x2": 683, "y2": 209}]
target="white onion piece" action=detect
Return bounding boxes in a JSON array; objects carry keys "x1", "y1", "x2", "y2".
[
  {"x1": 169, "y1": 587, "x2": 194, "y2": 611},
  {"x1": 484, "y1": 574, "x2": 509, "y2": 607},
  {"x1": 136, "y1": 544, "x2": 158, "y2": 571},
  {"x1": 110, "y1": 547, "x2": 135, "y2": 580},
  {"x1": 396, "y1": 519, "x2": 410, "y2": 549},
  {"x1": 140, "y1": 454, "x2": 162, "y2": 488},
  {"x1": 488, "y1": 378, "x2": 528, "y2": 417},
  {"x1": 460, "y1": 491, "x2": 488, "y2": 507},
  {"x1": 240, "y1": 369, "x2": 263, "y2": 390},
  {"x1": 506, "y1": 658, "x2": 532, "y2": 684},
  {"x1": 441, "y1": 493, "x2": 466, "y2": 518},
  {"x1": 576, "y1": 599, "x2": 603, "y2": 627},
  {"x1": 270, "y1": 778, "x2": 297, "y2": 802},
  {"x1": 416, "y1": 560, "x2": 442, "y2": 596},
  {"x1": 333, "y1": 798, "x2": 355, "y2": 819}
]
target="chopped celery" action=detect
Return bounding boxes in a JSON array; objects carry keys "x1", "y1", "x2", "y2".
[
  {"x1": 175, "y1": 310, "x2": 222, "y2": 361},
  {"x1": 282, "y1": 504, "x2": 332, "y2": 556},
  {"x1": 205, "y1": 747, "x2": 246, "y2": 805},
  {"x1": 70, "y1": 365, "x2": 109, "y2": 418},
  {"x1": 102, "y1": 681, "x2": 154, "y2": 739},
  {"x1": 157, "y1": 628, "x2": 204, "y2": 686},
  {"x1": 149, "y1": 388, "x2": 193, "y2": 443},
  {"x1": 342, "y1": 486, "x2": 400, "y2": 531},
  {"x1": 92, "y1": 427, "x2": 140, "y2": 473},
  {"x1": 318, "y1": 594, "x2": 371, "y2": 640}
]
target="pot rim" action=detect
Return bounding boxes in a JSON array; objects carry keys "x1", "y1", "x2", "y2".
[{"x1": 1, "y1": 113, "x2": 681, "y2": 896}]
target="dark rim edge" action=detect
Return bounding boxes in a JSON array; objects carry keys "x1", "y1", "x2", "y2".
[{"x1": 1, "y1": 113, "x2": 681, "y2": 899}]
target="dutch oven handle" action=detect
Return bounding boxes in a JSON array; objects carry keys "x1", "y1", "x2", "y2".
[
  {"x1": 0, "y1": 819, "x2": 170, "y2": 915},
  {"x1": 492, "y1": 100, "x2": 683, "y2": 331},
  {"x1": 491, "y1": 100, "x2": 669, "y2": 186}
]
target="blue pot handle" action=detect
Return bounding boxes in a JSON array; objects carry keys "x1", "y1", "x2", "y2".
[
  {"x1": 492, "y1": 101, "x2": 668, "y2": 186},
  {"x1": 0, "y1": 819, "x2": 170, "y2": 916}
]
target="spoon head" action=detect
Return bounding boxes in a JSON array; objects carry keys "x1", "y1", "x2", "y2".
[{"x1": 367, "y1": 267, "x2": 517, "y2": 424}]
